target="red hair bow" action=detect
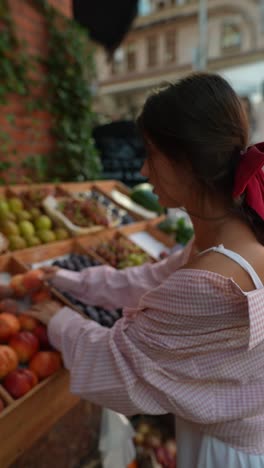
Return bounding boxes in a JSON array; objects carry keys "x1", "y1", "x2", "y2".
[{"x1": 233, "y1": 142, "x2": 264, "y2": 219}]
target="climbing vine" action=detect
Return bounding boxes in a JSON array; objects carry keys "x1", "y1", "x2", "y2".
[
  {"x1": 0, "y1": 0, "x2": 29, "y2": 182},
  {"x1": 0, "y1": 0, "x2": 101, "y2": 183}
]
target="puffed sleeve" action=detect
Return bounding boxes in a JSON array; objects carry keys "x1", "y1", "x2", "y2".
[{"x1": 48, "y1": 268, "x2": 249, "y2": 422}]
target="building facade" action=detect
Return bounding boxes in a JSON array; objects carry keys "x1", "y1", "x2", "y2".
[{"x1": 94, "y1": 0, "x2": 264, "y2": 121}]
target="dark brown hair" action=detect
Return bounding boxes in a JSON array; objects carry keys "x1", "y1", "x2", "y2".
[{"x1": 137, "y1": 72, "x2": 264, "y2": 244}]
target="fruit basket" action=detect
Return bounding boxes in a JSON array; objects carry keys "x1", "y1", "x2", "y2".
[
  {"x1": 42, "y1": 194, "x2": 120, "y2": 237},
  {"x1": 0, "y1": 254, "x2": 79, "y2": 467}
]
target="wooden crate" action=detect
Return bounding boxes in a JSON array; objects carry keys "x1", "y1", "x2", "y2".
[
  {"x1": 0, "y1": 370, "x2": 78, "y2": 468},
  {"x1": 13, "y1": 238, "x2": 75, "y2": 266},
  {"x1": 76, "y1": 226, "x2": 159, "y2": 268},
  {"x1": 120, "y1": 217, "x2": 176, "y2": 249},
  {"x1": 0, "y1": 255, "x2": 79, "y2": 467}
]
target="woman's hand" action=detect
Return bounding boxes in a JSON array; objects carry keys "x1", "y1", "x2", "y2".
[
  {"x1": 24, "y1": 300, "x2": 63, "y2": 326},
  {"x1": 40, "y1": 266, "x2": 60, "y2": 282}
]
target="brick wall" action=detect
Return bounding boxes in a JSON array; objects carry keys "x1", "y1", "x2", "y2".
[{"x1": 0, "y1": 0, "x2": 72, "y2": 183}]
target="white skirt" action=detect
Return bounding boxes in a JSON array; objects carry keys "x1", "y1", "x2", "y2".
[{"x1": 176, "y1": 418, "x2": 264, "y2": 468}]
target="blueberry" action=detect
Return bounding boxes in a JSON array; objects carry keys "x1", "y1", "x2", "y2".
[
  {"x1": 122, "y1": 215, "x2": 134, "y2": 225},
  {"x1": 111, "y1": 207, "x2": 120, "y2": 216},
  {"x1": 101, "y1": 315, "x2": 115, "y2": 328},
  {"x1": 116, "y1": 309, "x2": 123, "y2": 318},
  {"x1": 100, "y1": 197, "x2": 110, "y2": 207},
  {"x1": 63, "y1": 292, "x2": 79, "y2": 305},
  {"x1": 66, "y1": 261, "x2": 76, "y2": 271},
  {"x1": 109, "y1": 310, "x2": 120, "y2": 321},
  {"x1": 77, "y1": 302, "x2": 86, "y2": 312},
  {"x1": 85, "y1": 306, "x2": 100, "y2": 322}
]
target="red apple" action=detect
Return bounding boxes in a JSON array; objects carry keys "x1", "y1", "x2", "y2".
[
  {"x1": 0, "y1": 299, "x2": 19, "y2": 315},
  {"x1": 0, "y1": 345, "x2": 18, "y2": 378},
  {"x1": 18, "y1": 314, "x2": 39, "y2": 332},
  {"x1": 3, "y1": 368, "x2": 38, "y2": 399},
  {"x1": 31, "y1": 287, "x2": 52, "y2": 304},
  {"x1": 22, "y1": 269, "x2": 44, "y2": 292},
  {"x1": 0, "y1": 397, "x2": 5, "y2": 413},
  {"x1": 29, "y1": 351, "x2": 62, "y2": 380},
  {"x1": 33, "y1": 324, "x2": 51, "y2": 350},
  {"x1": 0, "y1": 313, "x2": 20, "y2": 342},
  {"x1": 10, "y1": 274, "x2": 27, "y2": 297},
  {"x1": 9, "y1": 331, "x2": 39, "y2": 363}
]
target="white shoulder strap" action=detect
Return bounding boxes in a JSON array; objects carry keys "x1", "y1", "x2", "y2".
[{"x1": 203, "y1": 244, "x2": 263, "y2": 289}]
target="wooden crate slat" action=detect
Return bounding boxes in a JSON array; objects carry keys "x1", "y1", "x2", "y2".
[
  {"x1": 0, "y1": 384, "x2": 14, "y2": 406},
  {"x1": 0, "y1": 370, "x2": 79, "y2": 467}
]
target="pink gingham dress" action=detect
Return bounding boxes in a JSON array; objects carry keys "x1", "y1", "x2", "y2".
[{"x1": 48, "y1": 242, "x2": 264, "y2": 467}]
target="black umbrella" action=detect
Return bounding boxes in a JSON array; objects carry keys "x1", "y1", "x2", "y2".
[{"x1": 72, "y1": 0, "x2": 139, "y2": 53}]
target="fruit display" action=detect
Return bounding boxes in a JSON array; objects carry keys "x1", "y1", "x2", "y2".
[
  {"x1": 92, "y1": 233, "x2": 152, "y2": 269},
  {"x1": 0, "y1": 268, "x2": 62, "y2": 401},
  {"x1": 158, "y1": 216, "x2": 194, "y2": 246},
  {"x1": 0, "y1": 194, "x2": 69, "y2": 250},
  {"x1": 51, "y1": 253, "x2": 122, "y2": 327},
  {"x1": 77, "y1": 189, "x2": 135, "y2": 225},
  {"x1": 132, "y1": 416, "x2": 177, "y2": 468}
]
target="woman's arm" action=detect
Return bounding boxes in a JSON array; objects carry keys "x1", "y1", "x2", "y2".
[{"x1": 51, "y1": 240, "x2": 194, "y2": 310}]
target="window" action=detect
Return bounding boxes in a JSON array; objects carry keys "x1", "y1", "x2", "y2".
[
  {"x1": 147, "y1": 36, "x2": 158, "y2": 67},
  {"x1": 221, "y1": 20, "x2": 242, "y2": 51},
  {"x1": 127, "y1": 44, "x2": 137, "y2": 72},
  {"x1": 165, "y1": 30, "x2": 176, "y2": 63},
  {"x1": 111, "y1": 48, "x2": 125, "y2": 75},
  {"x1": 138, "y1": 0, "x2": 152, "y2": 16}
]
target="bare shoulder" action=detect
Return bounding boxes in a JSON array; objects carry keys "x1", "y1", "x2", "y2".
[{"x1": 184, "y1": 244, "x2": 264, "y2": 292}]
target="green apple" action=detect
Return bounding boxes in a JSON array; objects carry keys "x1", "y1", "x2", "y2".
[
  {"x1": 19, "y1": 220, "x2": 35, "y2": 238},
  {"x1": 8, "y1": 197, "x2": 24, "y2": 213},
  {"x1": 0, "y1": 200, "x2": 9, "y2": 219},
  {"x1": 5, "y1": 212, "x2": 16, "y2": 222},
  {"x1": 16, "y1": 210, "x2": 32, "y2": 221},
  {"x1": 38, "y1": 230, "x2": 56, "y2": 243},
  {"x1": 1, "y1": 220, "x2": 19, "y2": 237},
  {"x1": 8, "y1": 235, "x2": 27, "y2": 251},
  {"x1": 30, "y1": 207, "x2": 41, "y2": 219},
  {"x1": 54, "y1": 228, "x2": 69, "y2": 241},
  {"x1": 26, "y1": 236, "x2": 41, "y2": 247},
  {"x1": 35, "y1": 215, "x2": 52, "y2": 231}
]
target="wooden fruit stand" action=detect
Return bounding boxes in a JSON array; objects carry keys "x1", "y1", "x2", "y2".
[{"x1": 0, "y1": 181, "x2": 172, "y2": 467}]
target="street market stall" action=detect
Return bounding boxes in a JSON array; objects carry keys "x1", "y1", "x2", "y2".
[{"x1": 0, "y1": 181, "x2": 181, "y2": 468}]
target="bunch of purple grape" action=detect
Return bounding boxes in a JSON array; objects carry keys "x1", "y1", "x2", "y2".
[{"x1": 52, "y1": 253, "x2": 122, "y2": 327}]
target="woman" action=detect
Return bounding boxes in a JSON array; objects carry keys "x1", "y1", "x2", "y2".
[{"x1": 21, "y1": 73, "x2": 264, "y2": 466}]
